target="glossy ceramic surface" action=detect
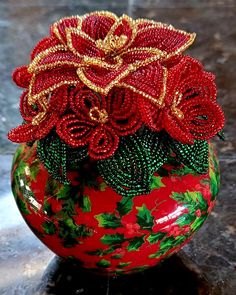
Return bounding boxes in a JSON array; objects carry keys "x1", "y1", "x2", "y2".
[{"x1": 11, "y1": 143, "x2": 219, "y2": 275}]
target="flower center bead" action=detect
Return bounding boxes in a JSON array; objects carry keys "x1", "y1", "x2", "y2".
[
  {"x1": 171, "y1": 91, "x2": 184, "y2": 119},
  {"x1": 96, "y1": 34, "x2": 128, "y2": 55},
  {"x1": 89, "y1": 107, "x2": 108, "y2": 124}
]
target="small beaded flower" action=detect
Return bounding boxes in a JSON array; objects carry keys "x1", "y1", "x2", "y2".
[{"x1": 8, "y1": 11, "x2": 225, "y2": 197}]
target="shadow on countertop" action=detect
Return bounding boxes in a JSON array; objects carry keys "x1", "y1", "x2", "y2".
[{"x1": 35, "y1": 255, "x2": 213, "y2": 295}]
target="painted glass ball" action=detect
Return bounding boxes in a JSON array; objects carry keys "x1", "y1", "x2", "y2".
[{"x1": 12, "y1": 143, "x2": 219, "y2": 275}]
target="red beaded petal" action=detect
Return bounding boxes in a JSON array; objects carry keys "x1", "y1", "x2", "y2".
[
  {"x1": 88, "y1": 125, "x2": 119, "y2": 160},
  {"x1": 163, "y1": 111, "x2": 194, "y2": 144},
  {"x1": 109, "y1": 15, "x2": 134, "y2": 51},
  {"x1": 56, "y1": 114, "x2": 96, "y2": 147},
  {"x1": 67, "y1": 29, "x2": 104, "y2": 58},
  {"x1": 49, "y1": 86, "x2": 69, "y2": 114},
  {"x1": 31, "y1": 36, "x2": 60, "y2": 60},
  {"x1": 35, "y1": 51, "x2": 82, "y2": 71},
  {"x1": 131, "y1": 26, "x2": 195, "y2": 54},
  {"x1": 82, "y1": 14, "x2": 115, "y2": 40},
  {"x1": 181, "y1": 99, "x2": 225, "y2": 140},
  {"x1": 138, "y1": 98, "x2": 164, "y2": 132},
  {"x1": 8, "y1": 113, "x2": 58, "y2": 143},
  {"x1": 121, "y1": 62, "x2": 164, "y2": 103},
  {"x1": 78, "y1": 63, "x2": 129, "y2": 93},
  {"x1": 29, "y1": 67, "x2": 80, "y2": 100},
  {"x1": 12, "y1": 66, "x2": 32, "y2": 88},
  {"x1": 107, "y1": 88, "x2": 142, "y2": 135},
  {"x1": 20, "y1": 91, "x2": 41, "y2": 122},
  {"x1": 69, "y1": 86, "x2": 106, "y2": 119},
  {"x1": 50, "y1": 16, "x2": 80, "y2": 44}
]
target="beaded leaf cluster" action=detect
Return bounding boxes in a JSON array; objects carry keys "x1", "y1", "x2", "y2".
[{"x1": 8, "y1": 11, "x2": 225, "y2": 197}]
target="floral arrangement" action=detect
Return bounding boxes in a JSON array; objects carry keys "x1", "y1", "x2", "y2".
[{"x1": 8, "y1": 11, "x2": 225, "y2": 197}]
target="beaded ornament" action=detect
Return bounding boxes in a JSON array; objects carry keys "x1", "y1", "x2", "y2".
[{"x1": 8, "y1": 11, "x2": 225, "y2": 197}]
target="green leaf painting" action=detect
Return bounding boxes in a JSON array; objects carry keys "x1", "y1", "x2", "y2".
[
  {"x1": 150, "y1": 175, "x2": 165, "y2": 190},
  {"x1": 80, "y1": 195, "x2": 91, "y2": 212},
  {"x1": 96, "y1": 259, "x2": 111, "y2": 268},
  {"x1": 136, "y1": 204, "x2": 154, "y2": 230},
  {"x1": 147, "y1": 232, "x2": 166, "y2": 244},
  {"x1": 101, "y1": 234, "x2": 126, "y2": 245},
  {"x1": 95, "y1": 213, "x2": 121, "y2": 229},
  {"x1": 42, "y1": 221, "x2": 57, "y2": 235},
  {"x1": 127, "y1": 235, "x2": 145, "y2": 251},
  {"x1": 117, "y1": 197, "x2": 133, "y2": 216}
]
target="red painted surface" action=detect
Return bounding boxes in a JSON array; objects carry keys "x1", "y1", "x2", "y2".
[{"x1": 11, "y1": 143, "x2": 219, "y2": 275}]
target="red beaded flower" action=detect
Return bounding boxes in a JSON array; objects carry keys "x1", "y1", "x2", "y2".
[
  {"x1": 8, "y1": 87, "x2": 68, "y2": 143},
  {"x1": 12, "y1": 11, "x2": 195, "y2": 106},
  {"x1": 138, "y1": 56, "x2": 225, "y2": 144},
  {"x1": 56, "y1": 86, "x2": 141, "y2": 159}
]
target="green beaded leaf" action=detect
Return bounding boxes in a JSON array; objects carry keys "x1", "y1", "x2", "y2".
[
  {"x1": 37, "y1": 132, "x2": 68, "y2": 184},
  {"x1": 97, "y1": 132, "x2": 168, "y2": 197},
  {"x1": 168, "y1": 138, "x2": 209, "y2": 174},
  {"x1": 97, "y1": 134, "x2": 153, "y2": 197},
  {"x1": 37, "y1": 131, "x2": 87, "y2": 184},
  {"x1": 142, "y1": 129, "x2": 169, "y2": 173}
]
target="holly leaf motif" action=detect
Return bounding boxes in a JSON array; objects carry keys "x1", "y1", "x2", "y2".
[
  {"x1": 149, "y1": 234, "x2": 189, "y2": 258},
  {"x1": 147, "y1": 232, "x2": 166, "y2": 244},
  {"x1": 57, "y1": 185, "x2": 74, "y2": 200},
  {"x1": 30, "y1": 160, "x2": 40, "y2": 181},
  {"x1": 127, "y1": 236, "x2": 145, "y2": 251},
  {"x1": 99, "y1": 182, "x2": 107, "y2": 191},
  {"x1": 43, "y1": 199, "x2": 54, "y2": 217},
  {"x1": 191, "y1": 215, "x2": 207, "y2": 231},
  {"x1": 209, "y1": 167, "x2": 220, "y2": 198},
  {"x1": 150, "y1": 175, "x2": 165, "y2": 190},
  {"x1": 176, "y1": 214, "x2": 195, "y2": 227},
  {"x1": 16, "y1": 197, "x2": 30, "y2": 215},
  {"x1": 136, "y1": 204, "x2": 154, "y2": 230},
  {"x1": 101, "y1": 233, "x2": 126, "y2": 245},
  {"x1": 95, "y1": 213, "x2": 121, "y2": 229},
  {"x1": 86, "y1": 245, "x2": 121, "y2": 257},
  {"x1": 96, "y1": 259, "x2": 111, "y2": 268},
  {"x1": 117, "y1": 196, "x2": 133, "y2": 216},
  {"x1": 171, "y1": 191, "x2": 208, "y2": 214},
  {"x1": 117, "y1": 262, "x2": 131, "y2": 268},
  {"x1": 80, "y1": 195, "x2": 91, "y2": 212},
  {"x1": 42, "y1": 221, "x2": 57, "y2": 235}
]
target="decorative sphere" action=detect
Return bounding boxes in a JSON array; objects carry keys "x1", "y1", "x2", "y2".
[{"x1": 12, "y1": 143, "x2": 219, "y2": 275}]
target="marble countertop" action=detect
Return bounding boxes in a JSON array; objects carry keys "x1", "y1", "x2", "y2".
[{"x1": 0, "y1": 1, "x2": 236, "y2": 294}]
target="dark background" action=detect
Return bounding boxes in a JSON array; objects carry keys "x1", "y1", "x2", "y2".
[{"x1": 0, "y1": 0, "x2": 235, "y2": 294}]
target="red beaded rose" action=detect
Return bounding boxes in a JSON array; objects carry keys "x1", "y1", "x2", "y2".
[
  {"x1": 138, "y1": 56, "x2": 225, "y2": 144},
  {"x1": 56, "y1": 86, "x2": 141, "y2": 159}
]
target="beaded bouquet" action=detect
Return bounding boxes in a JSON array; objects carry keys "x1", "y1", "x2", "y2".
[{"x1": 9, "y1": 11, "x2": 225, "y2": 274}]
